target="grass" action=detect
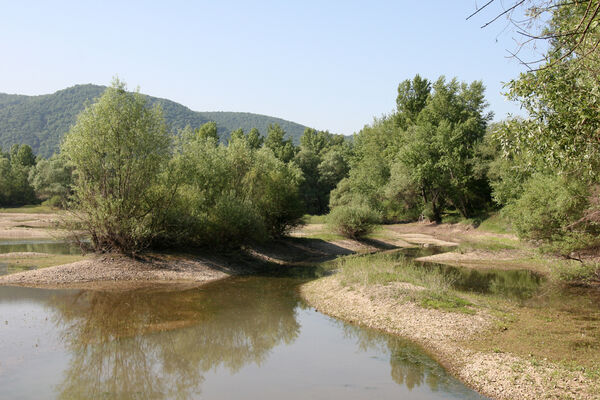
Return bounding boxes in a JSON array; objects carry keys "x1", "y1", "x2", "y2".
[
  {"x1": 418, "y1": 291, "x2": 475, "y2": 314},
  {"x1": 302, "y1": 214, "x2": 328, "y2": 224},
  {"x1": 477, "y1": 213, "x2": 513, "y2": 234},
  {"x1": 335, "y1": 252, "x2": 476, "y2": 313},
  {"x1": 441, "y1": 211, "x2": 513, "y2": 235},
  {"x1": 458, "y1": 236, "x2": 524, "y2": 252},
  {"x1": 550, "y1": 260, "x2": 600, "y2": 284},
  {"x1": 0, "y1": 205, "x2": 58, "y2": 214},
  {"x1": 469, "y1": 283, "x2": 600, "y2": 376}
]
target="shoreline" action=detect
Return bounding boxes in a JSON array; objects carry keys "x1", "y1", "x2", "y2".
[
  {"x1": 2, "y1": 218, "x2": 599, "y2": 398},
  {"x1": 299, "y1": 276, "x2": 598, "y2": 400},
  {"x1": 299, "y1": 222, "x2": 600, "y2": 400},
  {"x1": 0, "y1": 253, "x2": 232, "y2": 290}
]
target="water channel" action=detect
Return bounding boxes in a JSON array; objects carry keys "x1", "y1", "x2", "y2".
[{"x1": 0, "y1": 240, "x2": 498, "y2": 399}]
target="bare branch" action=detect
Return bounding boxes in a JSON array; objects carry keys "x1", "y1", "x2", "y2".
[
  {"x1": 466, "y1": 0, "x2": 495, "y2": 20},
  {"x1": 481, "y1": 0, "x2": 526, "y2": 29}
]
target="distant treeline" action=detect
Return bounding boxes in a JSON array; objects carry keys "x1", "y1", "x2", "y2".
[{"x1": 0, "y1": 84, "x2": 310, "y2": 157}]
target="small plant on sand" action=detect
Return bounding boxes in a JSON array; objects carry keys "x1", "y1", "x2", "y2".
[{"x1": 327, "y1": 202, "x2": 381, "y2": 239}]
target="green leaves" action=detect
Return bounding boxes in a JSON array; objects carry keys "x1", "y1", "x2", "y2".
[{"x1": 61, "y1": 78, "x2": 172, "y2": 253}]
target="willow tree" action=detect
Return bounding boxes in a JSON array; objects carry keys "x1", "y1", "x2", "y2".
[{"x1": 62, "y1": 79, "x2": 172, "y2": 253}]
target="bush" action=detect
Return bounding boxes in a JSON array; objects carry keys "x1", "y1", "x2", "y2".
[
  {"x1": 42, "y1": 195, "x2": 64, "y2": 208},
  {"x1": 163, "y1": 128, "x2": 304, "y2": 248},
  {"x1": 507, "y1": 174, "x2": 589, "y2": 242},
  {"x1": 328, "y1": 202, "x2": 381, "y2": 239},
  {"x1": 505, "y1": 174, "x2": 600, "y2": 255}
]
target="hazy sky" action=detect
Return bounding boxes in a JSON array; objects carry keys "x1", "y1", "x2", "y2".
[{"x1": 1, "y1": 1, "x2": 533, "y2": 135}]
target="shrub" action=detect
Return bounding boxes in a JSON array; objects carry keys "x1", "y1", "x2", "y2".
[
  {"x1": 163, "y1": 128, "x2": 304, "y2": 248},
  {"x1": 506, "y1": 174, "x2": 589, "y2": 242},
  {"x1": 505, "y1": 173, "x2": 600, "y2": 255},
  {"x1": 328, "y1": 202, "x2": 381, "y2": 239}
]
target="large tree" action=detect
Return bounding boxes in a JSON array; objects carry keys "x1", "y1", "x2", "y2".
[
  {"x1": 398, "y1": 77, "x2": 492, "y2": 221},
  {"x1": 62, "y1": 78, "x2": 172, "y2": 253}
]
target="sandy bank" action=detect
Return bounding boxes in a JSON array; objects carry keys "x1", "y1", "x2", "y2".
[
  {"x1": 300, "y1": 274, "x2": 598, "y2": 400},
  {"x1": 0, "y1": 212, "x2": 67, "y2": 239},
  {"x1": 0, "y1": 253, "x2": 232, "y2": 289}
]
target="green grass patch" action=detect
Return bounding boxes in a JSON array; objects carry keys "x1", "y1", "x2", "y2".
[
  {"x1": 418, "y1": 291, "x2": 475, "y2": 314},
  {"x1": 477, "y1": 213, "x2": 513, "y2": 234},
  {"x1": 550, "y1": 260, "x2": 600, "y2": 284},
  {"x1": 335, "y1": 252, "x2": 477, "y2": 313},
  {"x1": 302, "y1": 214, "x2": 328, "y2": 224},
  {"x1": 337, "y1": 252, "x2": 453, "y2": 290},
  {"x1": 441, "y1": 211, "x2": 513, "y2": 234},
  {"x1": 0, "y1": 205, "x2": 58, "y2": 214},
  {"x1": 458, "y1": 236, "x2": 523, "y2": 252}
]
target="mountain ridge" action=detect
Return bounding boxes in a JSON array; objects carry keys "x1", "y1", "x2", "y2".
[{"x1": 0, "y1": 84, "x2": 312, "y2": 157}]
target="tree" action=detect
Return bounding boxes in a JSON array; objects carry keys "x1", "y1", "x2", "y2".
[
  {"x1": 395, "y1": 75, "x2": 431, "y2": 129},
  {"x1": 0, "y1": 144, "x2": 37, "y2": 206},
  {"x1": 61, "y1": 78, "x2": 172, "y2": 253},
  {"x1": 28, "y1": 154, "x2": 73, "y2": 206},
  {"x1": 166, "y1": 128, "x2": 304, "y2": 246},
  {"x1": 10, "y1": 144, "x2": 36, "y2": 167},
  {"x1": 399, "y1": 77, "x2": 492, "y2": 221},
  {"x1": 329, "y1": 75, "x2": 492, "y2": 223},
  {"x1": 265, "y1": 124, "x2": 296, "y2": 163},
  {"x1": 295, "y1": 128, "x2": 351, "y2": 214},
  {"x1": 195, "y1": 121, "x2": 219, "y2": 142},
  {"x1": 246, "y1": 128, "x2": 264, "y2": 149}
]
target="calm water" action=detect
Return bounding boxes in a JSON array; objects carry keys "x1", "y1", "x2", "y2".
[
  {"x1": 0, "y1": 239, "x2": 80, "y2": 255},
  {"x1": 0, "y1": 277, "x2": 488, "y2": 400}
]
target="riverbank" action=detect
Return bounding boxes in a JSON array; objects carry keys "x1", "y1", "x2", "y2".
[
  {"x1": 0, "y1": 232, "x2": 402, "y2": 289},
  {"x1": 0, "y1": 209, "x2": 418, "y2": 289},
  {"x1": 0, "y1": 210, "x2": 66, "y2": 239},
  {"x1": 300, "y1": 221, "x2": 600, "y2": 400},
  {"x1": 2, "y1": 208, "x2": 599, "y2": 398}
]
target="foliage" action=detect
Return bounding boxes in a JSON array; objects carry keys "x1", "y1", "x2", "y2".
[
  {"x1": 0, "y1": 144, "x2": 37, "y2": 206},
  {"x1": 495, "y1": 2, "x2": 600, "y2": 179},
  {"x1": 505, "y1": 174, "x2": 600, "y2": 254},
  {"x1": 264, "y1": 124, "x2": 297, "y2": 163},
  {"x1": 328, "y1": 201, "x2": 381, "y2": 239},
  {"x1": 485, "y1": 1, "x2": 600, "y2": 253},
  {"x1": 0, "y1": 84, "x2": 309, "y2": 157},
  {"x1": 163, "y1": 125, "x2": 304, "y2": 247},
  {"x1": 61, "y1": 79, "x2": 172, "y2": 253},
  {"x1": 28, "y1": 154, "x2": 73, "y2": 206},
  {"x1": 295, "y1": 128, "x2": 351, "y2": 214},
  {"x1": 329, "y1": 75, "x2": 493, "y2": 223}
]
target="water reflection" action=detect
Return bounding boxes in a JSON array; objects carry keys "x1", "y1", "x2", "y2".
[
  {"x1": 50, "y1": 278, "x2": 300, "y2": 399},
  {"x1": 0, "y1": 239, "x2": 80, "y2": 255},
  {"x1": 424, "y1": 263, "x2": 544, "y2": 299},
  {"x1": 339, "y1": 323, "x2": 484, "y2": 398},
  {"x1": 384, "y1": 248, "x2": 544, "y2": 300}
]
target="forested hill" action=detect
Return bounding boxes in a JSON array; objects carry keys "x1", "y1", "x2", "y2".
[{"x1": 0, "y1": 84, "x2": 310, "y2": 157}]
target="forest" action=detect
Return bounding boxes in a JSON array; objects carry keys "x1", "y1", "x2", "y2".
[{"x1": 0, "y1": 84, "x2": 309, "y2": 157}]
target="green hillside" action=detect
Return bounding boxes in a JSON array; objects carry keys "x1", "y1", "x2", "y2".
[{"x1": 0, "y1": 84, "x2": 310, "y2": 157}]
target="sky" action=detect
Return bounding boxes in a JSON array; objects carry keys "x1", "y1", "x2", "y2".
[{"x1": 0, "y1": 1, "x2": 536, "y2": 135}]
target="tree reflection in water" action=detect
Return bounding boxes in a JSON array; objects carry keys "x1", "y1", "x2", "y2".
[
  {"x1": 339, "y1": 322, "x2": 467, "y2": 394},
  {"x1": 49, "y1": 277, "x2": 301, "y2": 400}
]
